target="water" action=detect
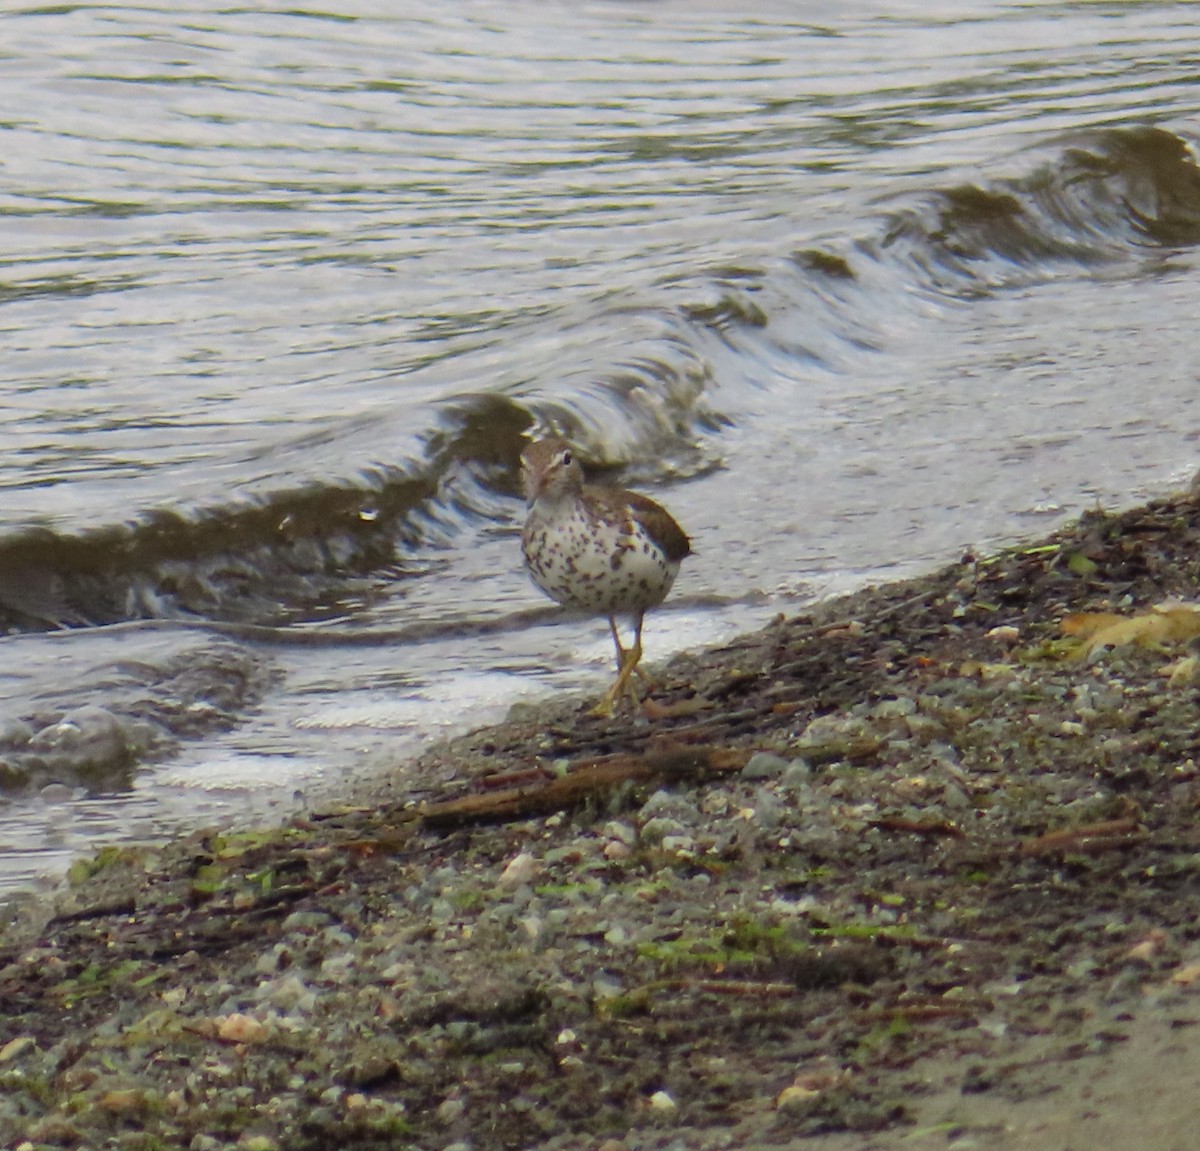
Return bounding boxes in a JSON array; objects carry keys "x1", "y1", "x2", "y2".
[{"x1": 2, "y1": 0, "x2": 1199, "y2": 893}]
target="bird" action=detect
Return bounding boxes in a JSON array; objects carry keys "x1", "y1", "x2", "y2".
[{"x1": 520, "y1": 436, "x2": 691, "y2": 715}]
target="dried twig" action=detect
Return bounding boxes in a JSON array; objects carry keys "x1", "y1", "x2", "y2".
[
  {"x1": 869, "y1": 816, "x2": 966, "y2": 839},
  {"x1": 1019, "y1": 818, "x2": 1146, "y2": 857},
  {"x1": 419, "y1": 744, "x2": 750, "y2": 828}
]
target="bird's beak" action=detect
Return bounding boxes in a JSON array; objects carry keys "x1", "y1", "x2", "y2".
[{"x1": 521, "y1": 461, "x2": 541, "y2": 503}]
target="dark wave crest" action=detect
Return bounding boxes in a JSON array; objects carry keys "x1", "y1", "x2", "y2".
[
  {"x1": 2, "y1": 126, "x2": 1195, "y2": 636},
  {"x1": 873, "y1": 126, "x2": 1200, "y2": 291}
]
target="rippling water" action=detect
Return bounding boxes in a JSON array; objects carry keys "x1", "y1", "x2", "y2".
[{"x1": 2, "y1": 0, "x2": 1199, "y2": 893}]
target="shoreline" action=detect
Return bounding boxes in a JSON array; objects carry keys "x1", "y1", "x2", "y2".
[{"x1": 3, "y1": 483, "x2": 1200, "y2": 1149}]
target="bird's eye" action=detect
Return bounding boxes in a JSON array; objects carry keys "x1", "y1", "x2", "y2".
[{"x1": 560, "y1": 450, "x2": 572, "y2": 466}]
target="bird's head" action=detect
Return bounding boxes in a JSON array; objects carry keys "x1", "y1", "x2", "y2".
[{"x1": 521, "y1": 437, "x2": 584, "y2": 503}]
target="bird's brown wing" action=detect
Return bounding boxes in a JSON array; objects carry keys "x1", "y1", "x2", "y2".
[{"x1": 622, "y1": 491, "x2": 692, "y2": 563}]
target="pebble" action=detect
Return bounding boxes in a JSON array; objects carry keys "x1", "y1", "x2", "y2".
[
  {"x1": 776, "y1": 1083, "x2": 821, "y2": 1115},
  {"x1": 660, "y1": 834, "x2": 695, "y2": 854},
  {"x1": 319, "y1": 952, "x2": 356, "y2": 981},
  {"x1": 602, "y1": 820, "x2": 637, "y2": 845},
  {"x1": 519, "y1": 915, "x2": 543, "y2": 940},
  {"x1": 873, "y1": 697, "x2": 916, "y2": 718},
  {"x1": 280, "y1": 910, "x2": 335, "y2": 932},
  {"x1": 216, "y1": 1014, "x2": 270, "y2": 1044},
  {"x1": 742, "y1": 751, "x2": 791, "y2": 779},
  {"x1": 592, "y1": 975, "x2": 624, "y2": 1001},
  {"x1": 499, "y1": 851, "x2": 540, "y2": 888},
  {"x1": 640, "y1": 817, "x2": 687, "y2": 844},
  {"x1": 751, "y1": 787, "x2": 784, "y2": 827},
  {"x1": 639, "y1": 789, "x2": 695, "y2": 820},
  {"x1": 780, "y1": 760, "x2": 814, "y2": 791},
  {"x1": 0, "y1": 1036, "x2": 35, "y2": 1063},
  {"x1": 647, "y1": 1088, "x2": 677, "y2": 1116},
  {"x1": 237, "y1": 1137, "x2": 278, "y2": 1151},
  {"x1": 259, "y1": 974, "x2": 316, "y2": 1013}
]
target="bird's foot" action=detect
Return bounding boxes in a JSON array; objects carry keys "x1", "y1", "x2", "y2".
[
  {"x1": 591, "y1": 647, "x2": 645, "y2": 717},
  {"x1": 589, "y1": 694, "x2": 617, "y2": 719},
  {"x1": 590, "y1": 680, "x2": 639, "y2": 719}
]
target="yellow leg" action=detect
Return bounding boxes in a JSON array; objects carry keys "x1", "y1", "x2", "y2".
[
  {"x1": 629, "y1": 613, "x2": 653, "y2": 688},
  {"x1": 607, "y1": 618, "x2": 628, "y2": 673},
  {"x1": 592, "y1": 615, "x2": 647, "y2": 717}
]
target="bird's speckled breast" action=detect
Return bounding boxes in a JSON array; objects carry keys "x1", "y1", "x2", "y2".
[{"x1": 522, "y1": 497, "x2": 681, "y2": 617}]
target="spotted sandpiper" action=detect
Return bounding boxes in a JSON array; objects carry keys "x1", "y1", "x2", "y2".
[{"x1": 520, "y1": 436, "x2": 691, "y2": 715}]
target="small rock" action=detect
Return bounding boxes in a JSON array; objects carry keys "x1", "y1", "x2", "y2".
[
  {"x1": 0, "y1": 1036, "x2": 36, "y2": 1063},
  {"x1": 261, "y1": 974, "x2": 316, "y2": 1013},
  {"x1": 98, "y1": 1088, "x2": 158, "y2": 1115},
  {"x1": 660, "y1": 834, "x2": 695, "y2": 855},
  {"x1": 592, "y1": 975, "x2": 624, "y2": 1001},
  {"x1": 904, "y1": 714, "x2": 945, "y2": 742},
  {"x1": 1124, "y1": 930, "x2": 1166, "y2": 964},
  {"x1": 1171, "y1": 962, "x2": 1200, "y2": 986},
  {"x1": 602, "y1": 820, "x2": 637, "y2": 845},
  {"x1": 519, "y1": 915, "x2": 542, "y2": 940},
  {"x1": 499, "y1": 851, "x2": 540, "y2": 889},
  {"x1": 792, "y1": 713, "x2": 881, "y2": 763},
  {"x1": 639, "y1": 789, "x2": 695, "y2": 820},
  {"x1": 216, "y1": 1013, "x2": 269, "y2": 1045},
  {"x1": 280, "y1": 910, "x2": 335, "y2": 933},
  {"x1": 646, "y1": 1089, "x2": 677, "y2": 1120},
  {"x1": 742, "y1": 752, "x2": 791, "y2": 780},
  {"x1": 640, "y1": 817, "x2": 687, "y2": 844},
  {"x1": 751, "y1": 787, "x2": 784, "y2": 828},
  {"x1": 237, "y1": 1136, "x2": 278, "y2": 1151},
  {"x1": 873, "y1": 697, "x2": 916, "y2": 718},
  {"x1": 1166, "y1": 655, "x2": 1200, "y2": 686},
  {"x1": 28, "y1": 1118, "x2": 85, "y2": 1145},
  {"x1": 780, "y1": 760, "x2": 813, "y2": 791},
  {"x1": 320, "y1": 952, "x2": 356, "y2": 981},
  {"x1": 776, "y1": 1083, "x2": 821, "y2": 1115}
]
